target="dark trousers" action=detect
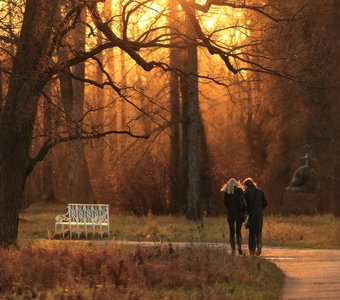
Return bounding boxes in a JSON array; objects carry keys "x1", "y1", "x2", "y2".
[
  {"x1": 228, "y1": 220, "x2": 243, "y2": 250},
  {"x1": 248, "y1": 213, "x2": 263, "y2": 253}
]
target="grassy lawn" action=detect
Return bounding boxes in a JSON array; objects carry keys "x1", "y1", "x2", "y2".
[
  {"x1": 0, "y1": 241, "x2": 283, "y2": 299},
  {"x1": 15, "y1": 202, "x2": 340, "y2": 299},
  {"x1": 19, "y1": 202, "x2": 340, "y2": 249}
]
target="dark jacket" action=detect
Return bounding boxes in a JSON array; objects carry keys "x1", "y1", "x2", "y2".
[
  {"x1": 244, "y1": 186, "x2": 268, "y2": 215},
  {"x1": 224, "y1": 187, "x2": 246, "y2": 222}
]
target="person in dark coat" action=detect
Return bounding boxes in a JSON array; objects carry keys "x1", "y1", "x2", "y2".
[
  {"x1": 243, "y1": 178, "x2": 268, "y2": 256},
  {"x1": 221, "y1": 178, "x2": 246, "y2": 255}
]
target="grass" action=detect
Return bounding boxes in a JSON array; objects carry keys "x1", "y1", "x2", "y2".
[
  {"x1": 263, "y1": 214, "x2": 340, "y2": 248},
  {"x1": 0, "y1": 241, "x2": 284, "y2": 299},
  {"x1": 19, "y1": 202, "x2": 340, "y2": 249},
  {"x1": 13, "y1": 203, "x2": 339, "y2": 299}
]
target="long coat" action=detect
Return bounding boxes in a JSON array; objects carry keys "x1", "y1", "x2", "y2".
[{"x1": 224, "y1": 187, "x2": 246, "y2": 222}]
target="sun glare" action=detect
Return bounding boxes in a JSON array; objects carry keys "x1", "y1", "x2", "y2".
[{"x1": 108, "y1": 0, "x2": 249, "y2": 46}]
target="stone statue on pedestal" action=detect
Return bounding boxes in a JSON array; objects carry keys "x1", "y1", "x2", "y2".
[{"x1": 285, "y1": 148, "x2": 320, "y2": 193}]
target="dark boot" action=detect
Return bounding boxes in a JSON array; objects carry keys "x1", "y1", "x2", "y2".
[
  {"x1": 256, "y1": 247, "x2": 262, "y2": 256},
  {"x1": 230, "y1": 237, "x2": 235, "y2": 255},
  {"x1": 237, "y1": 235, "x2": 242, "y2": 255}
]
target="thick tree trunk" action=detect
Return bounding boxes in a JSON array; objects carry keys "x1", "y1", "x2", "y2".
[
  {"x1": 58, "y1": 16, "x2": 94, "y2": 204},
  {"x1": 331, "y1": 1, "x2": 340, "y2": 217},
  {"x1": 185, "y1": 22, "x2": 201, "y2": 220},
  {"x1": 168, "y1": 1, "x2": 182, "y2": 214},
  {"x1": 0, "y1": 0, "x2": 57, "y2": 246},
  {"x1": 0, "y1": 70, "x2": 3, "y2": 112},
  {"x1": 41, "y1": 82, "x2": 56, "y2": 202},
  {"x1": 169, "y1": 69, "x2": 181, "y2": 213},
  {"x1": 180, "y1": 75, "x2": 189, "y2": 214},
  {"x1": 199, "y1": 113, "x2": 212, "y2": 216},
  {"x1": 70, "y1": 19, "x2": 95, "y2": 204}
]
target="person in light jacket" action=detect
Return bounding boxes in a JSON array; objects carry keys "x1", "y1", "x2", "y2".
[
  {"x1": 221, "y1": 178, "x2": 246, "y2": 255},
  {"x1": 243, "y1": 178, "x2": 268, "y2": 256}
]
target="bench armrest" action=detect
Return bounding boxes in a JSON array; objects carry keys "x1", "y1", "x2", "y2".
[{"x1": 55, "y1": 212, "x2": 70, "y2": 223}]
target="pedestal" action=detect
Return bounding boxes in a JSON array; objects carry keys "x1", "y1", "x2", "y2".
[{"x1": 282, "y1": 191, "x2": 317, "y2": 214}]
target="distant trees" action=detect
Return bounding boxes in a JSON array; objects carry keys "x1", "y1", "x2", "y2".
[
  {"x1": 0, "y1": 0, "x2": 148, "y2": 246},
  {"x1": 1, "y1": 0, "x2": 333, "y2": 246},
  {"x1": 260, "y1": 0, "x2": 340, "y2": 213}
]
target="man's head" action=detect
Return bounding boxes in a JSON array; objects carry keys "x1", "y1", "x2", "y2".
[{"x1": 243, "y1": 177, "x2": 257, "y2": 188}]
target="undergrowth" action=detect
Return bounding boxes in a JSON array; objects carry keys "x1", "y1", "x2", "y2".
[{"x1": 0, "y1": 242, "x2": 283, "y2": 299}]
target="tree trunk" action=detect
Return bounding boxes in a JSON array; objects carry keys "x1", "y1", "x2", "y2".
[
  {"x1": 0, "y1": 0, "x2": 57, "y2": 246},
  {"x1": 331, "y1": 1, "x2": 340, "y2": 216},
  {"x1": 199, "y1": 112, "x2": 212, "y2": 216},
  {"x1": 168, "y1": 1, "x2": 182, "y2": 214},
  {"x1": 0, "y1": 70, "x2": 3, "y2": 112},
  {"x1": 119, "y1": 5, "x2": 127, "y2": 152},
  {"x1": 95, "y1": 32, "x2": 105, "y2": 172},
  {"x1": 58, "y1": 13, "x2": 94, "y2": 204},
  {"x1": 185, "y1": 16, "x2": 201, "y2": 220},
  {"x1": 41, "y1": 82, "x2": 56, "y2": 202},
  {"x1": 102, "y1": 0, "x2": 116, "y2": 167},
  {"x1": 70, "y1": 17, "x2": 95, "y2": 204},
  {"x1": 169, "y1": 69, "x2": 181, "y2": 214},
  {"x1": 180, "y1": 73, "x2": 189, "y2": 214}
]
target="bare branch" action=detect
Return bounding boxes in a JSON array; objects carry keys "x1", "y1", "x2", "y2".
[
  {"x1": 189, "y1": 0, "x2": 303, "y2": 22},
  {"x1": 27, "y1": 129, "x2": 149, "y2": 175}
]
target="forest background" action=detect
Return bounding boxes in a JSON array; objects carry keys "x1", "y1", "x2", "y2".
[{"x1": 0, "y1": 0, "x2": 339, "y2": 247}]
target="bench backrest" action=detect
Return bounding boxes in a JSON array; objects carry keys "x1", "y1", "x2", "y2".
[{"x1": 67, "y1": 204, "x2": 109, "y2": 223}]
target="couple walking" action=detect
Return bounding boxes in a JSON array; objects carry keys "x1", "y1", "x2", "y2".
[{"x1": 221, "y1": 178, "x2": 268, "y2": 256}]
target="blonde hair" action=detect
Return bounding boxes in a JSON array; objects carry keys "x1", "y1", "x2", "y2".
[{"x1": 220, "y1": 178, "x2": 242, "y2": 194}]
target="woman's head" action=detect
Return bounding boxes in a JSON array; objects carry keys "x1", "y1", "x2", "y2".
[
  {"x1": 221, "y1": 178, "x2": 242, "y2": 194},
  {"x1": 243, "y1": 177, "x2": 257, "y2": 188}
]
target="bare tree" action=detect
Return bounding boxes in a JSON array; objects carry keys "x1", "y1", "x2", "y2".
[
  {"x1": 0, "y1": 0, "x2": 59, "y2": 246},
  {"x1": 0, "y1": 0, "x2": 306, "y2": 246},
  {"x1": 184, "y1": 10, "x2": 201, "y2": 220},
  {"x1": 168, "y1": 0, "x2": 183, "y2": 214}
]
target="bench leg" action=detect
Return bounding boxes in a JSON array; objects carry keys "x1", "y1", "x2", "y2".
[
  {"x1": 62, "y1": 224, "x2": 64, "y2": 239},
  {"x1": 77, "y1": 224, "x2": 80, "y2": 239},
  {"x1": 107, "y1": 224, "x2": 110, "y2": 238},
  {"x1": 69, "y1": 224, "x2": 72, "y2": 240},
  {"x1": 85, "y1": 224, "x2": 88, "y2": 239},
  {"x1": 100, "y1": 225, "x2": 103, "y2": 239}
]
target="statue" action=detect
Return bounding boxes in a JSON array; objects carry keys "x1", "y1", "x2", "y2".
[{"x1": 285, "y1": 147, "x2": 320, "y2": 193}]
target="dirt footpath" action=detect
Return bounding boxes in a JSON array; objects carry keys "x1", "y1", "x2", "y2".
[{"x1": 263, "y1": 247, "x2": 340, "y2": 300}]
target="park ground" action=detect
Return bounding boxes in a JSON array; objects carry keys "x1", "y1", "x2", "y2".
[
  {"x1": 0, "y1": 202, "x2": 338, "y2": 299},
  {"x1": 20, "y1": 202, "x2": 340, "y2": 249}
]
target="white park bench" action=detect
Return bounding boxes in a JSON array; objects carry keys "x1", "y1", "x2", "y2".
[{"x1": 55, "y1": 204, "x2": 110, "y2": 239}]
